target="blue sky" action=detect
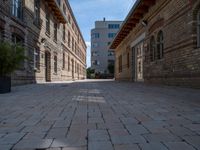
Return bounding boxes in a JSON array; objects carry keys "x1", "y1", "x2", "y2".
[{"x1": 68, "y1": 0, "x2": 135, "y2": 68}]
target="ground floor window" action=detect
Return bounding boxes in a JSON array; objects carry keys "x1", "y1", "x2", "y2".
[
  {"x1": 150, "y1": 36, "x2": 156, "y2": 62},
  {"x1": 34, "y1": 48, "x2": 40, "y2": 70},
  {"x1": 157, "y1": 31, "x2": 164, "y2": 59},
  {"x1": 63, "y1": 52, "x2": 65, "y2": 69},
  {"x1": 118, "y1": 55, "x2": 122, "y2": 73}
]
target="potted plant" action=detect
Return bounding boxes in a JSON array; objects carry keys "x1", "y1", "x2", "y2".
[{"x1": 0, "y1": 42, "x2": 26, "y2": 94}]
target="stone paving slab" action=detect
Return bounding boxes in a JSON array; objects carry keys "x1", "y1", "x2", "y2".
[{"x1": 0, "y1": 80, "x2": 199, "y2": 150}]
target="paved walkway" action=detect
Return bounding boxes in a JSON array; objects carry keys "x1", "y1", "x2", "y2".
[{"x1": 0, "y1": 80, "x2": 200, "y2": 150}]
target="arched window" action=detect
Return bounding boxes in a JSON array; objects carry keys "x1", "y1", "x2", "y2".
[
  {"x1": 197, "y1": 10, "x2": 200, "y2": 47},
  {"x1": 157, "y1": 31, "x2": 164, "y2": 59},
  {"x1": 150, "y1": 36, "x2": 156, "y2": 62}
]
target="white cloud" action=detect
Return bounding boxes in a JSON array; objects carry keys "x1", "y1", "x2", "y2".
[{"x1": 86, "y1": 41, "x2": 91, "y2": 48}]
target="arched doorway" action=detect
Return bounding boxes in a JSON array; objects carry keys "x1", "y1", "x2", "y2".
[{"x1": 45, "y1": 51, "x2": 51, "y2": 82}]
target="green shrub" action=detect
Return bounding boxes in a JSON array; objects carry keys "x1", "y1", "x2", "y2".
[{"x1": 0, "y1": 42, "x2": 27, "y2": 76}]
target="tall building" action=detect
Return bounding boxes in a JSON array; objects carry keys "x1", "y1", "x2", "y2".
[
  {"x1": 91, "y1": 19, "x2": 123, "y2": 76},
  {"x1": 110, "y1": 0, "x2": 200, "y2": 87},
  {"x1": 0, "y1": 0, "x2": 87, "y2": 85}
]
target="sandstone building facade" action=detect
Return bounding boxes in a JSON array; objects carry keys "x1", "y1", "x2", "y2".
[
  {"x1": 111, "y1": 0, "x2": 200, "y2": 87},
  {"x1": 0, "y1": 0, "x2": 86, "y2": 85}
]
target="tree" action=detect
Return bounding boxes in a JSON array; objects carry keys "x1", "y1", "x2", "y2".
[
  {"x1": 0, "y1": 42, "x2": 27, "y2": 77},
  {"x1": 107, "y1": 63, "x2": 114, "y2": 74},
  {"x1": 86, "y1": 67, "x2": 95, "y2": 79}
]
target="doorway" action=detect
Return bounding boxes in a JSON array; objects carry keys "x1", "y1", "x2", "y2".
[{"x1": 45, "y1": 51, "x2": 51, "y2": 82}]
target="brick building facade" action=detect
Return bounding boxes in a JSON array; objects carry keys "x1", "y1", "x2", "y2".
[
  {"x1": 0, "y1": 0, "x2": 86, "y2": 85},
  {"x1": 111, "y1": 0, "x2": 200, "y2": 87}
]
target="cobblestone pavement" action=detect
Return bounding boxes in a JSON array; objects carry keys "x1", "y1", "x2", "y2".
[{"x1": 0, "y1": 79, "x2": 200, "y2": 150}]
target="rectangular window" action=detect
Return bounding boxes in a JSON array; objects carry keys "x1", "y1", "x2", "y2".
[
  {"x1": 68, "y1": 31, "x2": 71, "y2": 47},
  {"x1": 118, "y1": 55, "x2": 122, "y2": 73},
  {"x1": 34, "y1": 0, "x2": 40, "y2": 26},
  {"x1": 57, "y1": 0, "x2": 61, "y2": 6},
  {"x1": 108, "y1": 51, "x2": 114, "y2": 56},
  {"x1": 63, "y1": 52, "x2": 65, "y2": 69},
  {"x1": 108, "y1": 33, "x2": 116, "y2": 38},
  {"x1": 63, "y1": 5, "x2": 66, "y2": 15},
  {"x1": 197, "y1": 11, "x2": 200, "y2": 47},
  {"x1": 63, "y1": 24, "x2": 65, "y2": 41},
  {"x1": 54, "y1": 23, "x2": 57, "y2": 41},
  {"x1": 54, "y1": 55, "x2": 57, "y2": 73},
  {"x1": 68, "y1": 55, "x2": 70, "y2": 71},
  {"x1": 127, "y1": 52, "x2": 130, "y2": 68},
  {"x1": 108, "y1": 24, "x2": 120, "y2": 29},
  {"x1": 46, "y1": 10, "x2": 50, "y2": 35},
  {"x1": 12, "y1": 0, "x2": 23, "y2": 20},
  {"x1": 92, "y1": 33, "x2": 100, "y2": 38},
  {"x1": 34, "y1": 48, "x2": 40, "y2": 70}
]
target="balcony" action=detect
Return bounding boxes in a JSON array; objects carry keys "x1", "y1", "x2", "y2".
[{"x1": 46, "y1": 0, "x2": 67, "y2": 24}]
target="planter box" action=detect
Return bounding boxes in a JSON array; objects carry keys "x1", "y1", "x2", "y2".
[{"x1": 0, "y1": 76, "x2": 11, "y2": 94}]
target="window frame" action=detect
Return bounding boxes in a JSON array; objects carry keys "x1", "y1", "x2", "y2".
[
  {"x1": 157, "y1": 31, "x2": 164, "y2": 60},
  {"x1": 54, "y1": 23, "x2": 57, "y2": 41},
  {"x1": 34, "y1": 0, "x2": 40, "y2": 26},
  {"x1": 34, "y1": 48, "x2": 40, "y2": 70},
  {"x1": 150, "y1": 36, "x2": 156, "y2": 62},
  {"x1": 197, "y1": 10, "x2": 200, "y2": 47},
  {"x1": 45, "y1": 9, "x2": 50, "y2": 35},
  {"x1": 12, "y1": 0, "x2": 23, "y2": 20}
]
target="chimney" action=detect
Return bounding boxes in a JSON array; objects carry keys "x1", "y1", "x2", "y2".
[{"x1": 103, "y1": 17, "x2": 106, "y2": 22}]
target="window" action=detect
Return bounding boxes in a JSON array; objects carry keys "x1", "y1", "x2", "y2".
[
  {"x1": 57, "y1": 0, "x2": 60, "y2": 6},
  {"x1": 197, "y1": 10, "x2": 200, "y2": 47},
  {"x1": 92, "y1": 51, "x2": 98, "y2": 57},
  {"x1": 108, "y1": 51, "x2": 114, "y2": 56},
  {"x1": 107, "y1": 42, "x2": 111, "y2": 46},
  {"x1": 12, "y1": 0, "x2": 22, "y2": 20},
  {"x1": 54, "y1": 55, "x2": 57, "y2": 73},
  {"x1": 138, "y1": 61, "x2": 141, "y2": 73},
  {"x1": 34, "y1": 48, "x2": 40, "y2": 70},
  {"x1": 108, "y1": 33, "x2": 116, "y2": 38},
  {"x1": 46, "y1": 9, "x2": 50, "y2": 34},
  {"x1": 92, "y1": 42, "x2": 98, "y2": 48},
  {"x1": 68, "y1": 55, "x2": 70, "y2": 71},
  {"x1": 157, "y1": 31, "x2": 164, "y2": 59},
  {"x1": 92, "y1": 33, "x2": 100, "y2": 38},
  {"x1": 63, "y1": 5, "x2": 66, "y2": 15},
  {"x1": 108, "y1": 24, "x2": 120, "y2": 29},
  {"x1": 127, "y1": 52, "x2": 130, "y2": 68},
  {"x1": 150, "y1": 36, "x2": 156, "y2": 62},
  {"x1": 63, "y1": 52, "x2": 65, "y2": 69},
  {"x1": 34, "y1": 0, "x2": 40, "y2": 26},
  {"x1": 12, "y1": 34, "x2": 24, "y2": 68},
  {"x1": 118, "y1": 55, "x2": 122, "y2": 73},
  {"x1": 54, "y1": 23, "x2": 57, "y2": 41},
  {"x1": 92, "y1": 60, "x2": 100, "y2": 66},
  {"x1": 63, "y1": 24, "x2": 65, "y2": 41},
  {"x1": 68, "y1": 31, "x2": 71, "y2": 47}
]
